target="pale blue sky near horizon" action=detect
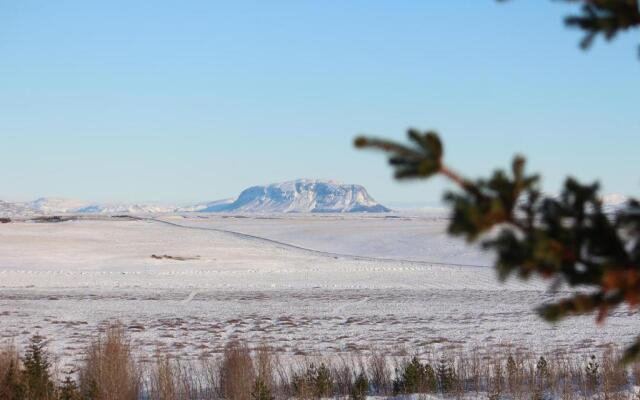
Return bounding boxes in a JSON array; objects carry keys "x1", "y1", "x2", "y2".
[{"x1": 1, "y1": 1, "x2": 638, "y2": 204}]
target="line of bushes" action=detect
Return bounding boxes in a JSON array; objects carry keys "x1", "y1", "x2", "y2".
[{"x1": 1, "y1": 323, "x2": 639, "y2": 399}]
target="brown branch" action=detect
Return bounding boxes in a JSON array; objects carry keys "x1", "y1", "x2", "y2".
[
  {"x1": 439, "y1": 165, "x2": 466, "y2": 188},
  {"x1": 439, "y1": 165, "x2": 486, "y2": 200}
]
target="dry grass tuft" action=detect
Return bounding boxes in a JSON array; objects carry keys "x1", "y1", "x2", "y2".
[
  {"x1": 78, "y1": 323, "x2": 141, "y2": 400},
  {"x1": 3, "y1": 325, "x2": 640, "y2": 399},
  {"x1": 220, "y1": 340, "x2": 255, "y2": 400},
  {"x1": 0, "y1": 342, "x2": 22, "y2": 399}
]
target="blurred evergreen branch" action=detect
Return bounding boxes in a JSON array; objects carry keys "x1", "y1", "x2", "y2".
[
  {"x1": 564, "y1": 0, "x2": 640, "y2": 51},
  {"x1": 501, "y1": 0, "x2": 640, "y2": 55},
  {"x1": 355, "y1": 0, "x2": 639, "y2": 362},
  {"x1": 355, "y1": 131, "x2": 640, "y2": 361}
]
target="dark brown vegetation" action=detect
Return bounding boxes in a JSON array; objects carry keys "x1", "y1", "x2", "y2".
[
  {"x1": 2, "y1": 323, "x2": 640, "y2": 399},
  {"x1": 31, "y1": 216, "x2": 69, "y2": 223},
  {"x1": 150, "y1": 254, "x2": 201, "y2": 261}
]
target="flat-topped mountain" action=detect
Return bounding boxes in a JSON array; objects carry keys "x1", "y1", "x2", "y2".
[{"x1": 200, "y1": 179, "x2": 390, "y2": 213}]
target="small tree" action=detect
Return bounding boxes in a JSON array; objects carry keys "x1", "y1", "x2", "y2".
[
  {"x1": 312, "y1": 363, "x2": 333, "y2": 399},
  {"x1": 21, "y1": 335, "x2": 55, "y2": 400},
  {"x1": 350, "y1": 372, "x2": 369, "y2": 400},
  {"x1": 59, "y1": 374, "x2": 81, "y2": 400},
  {"x1": 489, "y1": 358, "x2": 503, "y2": 400},
  {"x1": 393, "y1": 356, "x2": 437, "y2": 395},
  {"x1": 292, "y1": 362, "x2": 334, "y2": 399},
  {"x1": 436, "y1": 355, "x2": 457, "y2": 394}
]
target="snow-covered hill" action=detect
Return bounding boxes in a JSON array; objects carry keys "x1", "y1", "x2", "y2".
[
  {"x1": 73, "y1": 203, "x2": 177, "y2": 214},
  {"x1": 201, "y1": 179, "x2": 390, "y2": 213},
  {"x1": 0, "y1": 200, "x2": 35, "y2": 218},
  {"x1": 29, "y1": 197, "x2": 92, "y2": 214},
  {"x1": 0, "y1": 198, "x2": 177, "y2": 217}
]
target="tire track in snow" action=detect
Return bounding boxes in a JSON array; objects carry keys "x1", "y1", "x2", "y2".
[{"x1": 181, "y1": 290, "x2": 199, "y2": 304}]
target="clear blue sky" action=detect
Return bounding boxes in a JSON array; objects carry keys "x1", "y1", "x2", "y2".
[{"x1": 1, "y1": 1, "x2": 638, "y2": 204}]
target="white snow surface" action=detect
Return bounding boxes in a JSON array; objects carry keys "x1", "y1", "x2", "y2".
[{"x1": 0, "y1": 212, "x2": 638, "y2": 369}]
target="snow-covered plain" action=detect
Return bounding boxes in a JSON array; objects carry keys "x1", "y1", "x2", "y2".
[{"x1": 0, "y1": 213, "x2": 637, "y2": 368}]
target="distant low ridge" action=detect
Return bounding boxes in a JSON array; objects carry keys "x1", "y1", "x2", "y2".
[
  {"x1": 200, "y1": 179, "x2": 391, "y2": 213},
  {"x1": 4, "y1": 183, "x2": 629, "y2": 218},
  {"x1": 0, "y1": 179, "x2": 391, "y2": 216}
]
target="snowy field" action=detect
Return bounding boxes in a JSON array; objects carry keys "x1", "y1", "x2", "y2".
[{"x1": 0, "y1": 213, "x2": 637, "y2": 368}]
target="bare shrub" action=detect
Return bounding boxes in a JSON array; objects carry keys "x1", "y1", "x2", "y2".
[
  {"x1": 631, "y1": 357, "x2": 640, "y2": 387},
  {"x1": 175, "y1": 359, "x2": 204, "y2": 400},
  {"x1": 148, "y1": 356, "x2": 206, "y2": 400},
  {"x1": 467, "y1": 348, "x2": 483, "y2": 395},
  {"x1": 148, "y1": 355, "x2": 204, "y2": 400},
  {"x1": 148, "y1": 353, "x2": 177, "y2": 400},
  {"x1": 331, "y1": 354, "x2": 355, "y2": 396},
  {"x1": 366, "y1": 350, "x2": 390, "y2": 395},
  {"x1": 4, "y1": 328, "x2": 640, "y2": 399},
  {"x1": 0, "y1": 342, "x2": 23, "y2": 400},
  {"x1": 78, "y1": 323, "x2": 141, "y2": 400},
  {"x1": 601, "y1": 347, "x2": 628, "y2": 399},
  {"x1": 487, "y1": 356, "x2": 503, "y2": 400},
  {"x1": 553, "y1": 357, "x2": 575, "y2": 400},
  {"x1": 254, "y1": 343, "x2": 277, "y2": 394},
  {"x1": 220, "y1": 340, "x2": 255, "y2": 400},
  {"x1": 200, "y1": 354, "x2": 221, "y2": 399}
]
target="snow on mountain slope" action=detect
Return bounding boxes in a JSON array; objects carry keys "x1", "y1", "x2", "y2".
[
  {"x1": 175, "y1": 198, "x2": 235, "y2": 212},
  {"x1": 0, "y1": 198, "x2": 178, "y2": 217},
  {"x1": 0, "y1": 200, "x2": 35, "y2": 218},
  {"x1": 73, "y1": 203, "x2": 176, "y2": 214},
  {"x1": 29, "y1": 197, "x2": 92, "y2": 213},
  {"x1": 0, "y1": 198, "x2": 91, "y2": 217},
  {"x1": 200, "y1": 179, "x2": 390, "y2": 213}
]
